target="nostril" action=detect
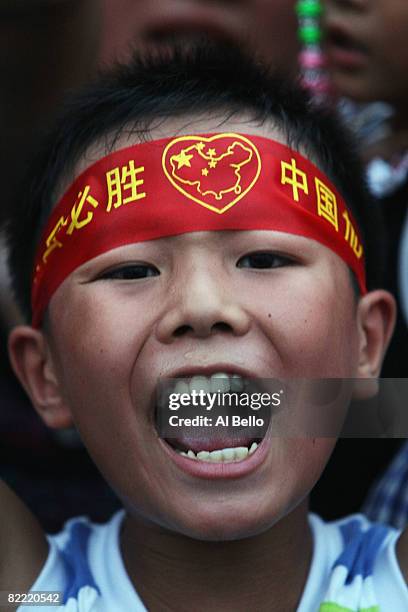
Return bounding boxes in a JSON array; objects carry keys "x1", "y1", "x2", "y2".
[
  {"x1": 173, "y1": 321, "x2": 232, "y2": 337},
  {"x1": 174, "y1": 325, "x2": 193, "y2": 337},
  {"x1": 211, "y1": 322, "x2": 232, "y2": 333}
]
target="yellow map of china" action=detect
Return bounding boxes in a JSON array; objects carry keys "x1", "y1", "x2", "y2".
[{"x1": 170, "y1": 141, "x2": 253, "y2": 201}]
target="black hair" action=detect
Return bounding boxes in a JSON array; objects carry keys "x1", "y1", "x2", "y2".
[{"x1": 6, "y1": 41, "x2": 384, "y2": 322}]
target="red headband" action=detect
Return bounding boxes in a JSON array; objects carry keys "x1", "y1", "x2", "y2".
[{"x1": 32, "y1": 133, "x2": 366, "y2": 326}]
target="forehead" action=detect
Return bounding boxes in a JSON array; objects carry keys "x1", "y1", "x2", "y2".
[{"x1": 71, "y1": 115, "x2": 290, "y2": 183}]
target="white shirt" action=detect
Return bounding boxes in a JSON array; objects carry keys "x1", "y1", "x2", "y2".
[{"x1": 20, "y1": 511, "x2": 408, "y2": 611}]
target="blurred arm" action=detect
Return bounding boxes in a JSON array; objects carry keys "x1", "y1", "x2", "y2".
[{"x1": 0, "y1": 480, "x2": 48, "y2": 596}]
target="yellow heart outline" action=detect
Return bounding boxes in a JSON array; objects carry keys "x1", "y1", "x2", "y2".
[{"x1": 162, "y1": 133, "x2": 262, "y2": 214}]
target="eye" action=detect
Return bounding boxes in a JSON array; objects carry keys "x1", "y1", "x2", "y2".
[
  {"x1": 237, "y1": 252, "x2": 295, "y2": 269},
  {"x1": 97, "y1": 263, "x2": 160, "y2": 280}
]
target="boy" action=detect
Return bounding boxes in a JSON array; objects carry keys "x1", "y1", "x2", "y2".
[{"x1": 2, "y1": 43, "x2": 403, "y2": 610}]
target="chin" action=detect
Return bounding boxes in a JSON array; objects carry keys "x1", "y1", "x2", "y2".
[
  {"x1": 331, "y1": 74, "x2": 379, "y2": 103},
  {"x1": 166, "y1": 500, "x2": 284, "y2": 542}
]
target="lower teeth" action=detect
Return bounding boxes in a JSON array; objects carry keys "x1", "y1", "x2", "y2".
[{"x1": 178, "y1": 442, "x2": 258, "y2": 463}]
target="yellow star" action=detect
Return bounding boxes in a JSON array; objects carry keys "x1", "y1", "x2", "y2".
[
  {"x1": 196, "y1": 142, "x2": 206, "y2": 151},
  {"x1": 208, "y1": 159, "x2": 217, "y2": 169},
  {"x1": 202, "y1": 168, "x2": 209, "y2": 176},
  {"x1": 173, "y1": 150, "x2": 193, "y2": 169},
  {"x1": 208, "y1": 148, "x2": 217, "y2": 157}
]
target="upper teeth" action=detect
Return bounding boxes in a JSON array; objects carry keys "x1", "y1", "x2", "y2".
[
  {"x1": 171, "y1": 372, "x2": 245, "y2": 395},
  {"x1": 179, "y1": 442, "x2": 258, "y2": 463}
]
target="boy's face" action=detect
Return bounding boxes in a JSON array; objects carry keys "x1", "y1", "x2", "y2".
[
  {"x1": 103, "y1": 0, "x2": 299, "y2": 76},
  {"x1": 324, "y1": 0, "x2": 408, "y2": 105},
  {"x1": 10, "y1": 119, "x2": 394, "y2": 541}
]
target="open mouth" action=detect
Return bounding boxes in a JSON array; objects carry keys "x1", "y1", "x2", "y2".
[
  {"x1": 325, "y1": 25, "x2": 367, "y2": 69},
  {"x1": 155, "y1": 372, "x2": 273, "y2": 465}
]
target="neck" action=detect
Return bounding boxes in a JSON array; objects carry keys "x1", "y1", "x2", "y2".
[{"x1": 121, "y1": 500, "x2": 312, "y2": 612}]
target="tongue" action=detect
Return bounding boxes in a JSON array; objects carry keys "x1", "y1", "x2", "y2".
[
  {"x1": 164, "y1": 411, "x2": 269, "y2": 452},
  {"x1": 157, "y1": 395, "x2": 270, "y2": 452}
]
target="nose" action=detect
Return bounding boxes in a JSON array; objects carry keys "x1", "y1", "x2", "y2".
[{"x1": 156, "y1": 265, "x2": 251, "y2": 343}]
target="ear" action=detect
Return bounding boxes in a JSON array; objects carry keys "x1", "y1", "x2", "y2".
[
  {"x1": 352, "y1": 290, "x2": 396, "y2": 400},
  {"x1": 8, "y1": 325, "x2": 73, "y2": 429}
]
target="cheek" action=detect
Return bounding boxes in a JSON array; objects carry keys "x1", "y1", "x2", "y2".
[
  {"x1": 353, "y1": 15, "x2": 408, "y2": 88},
  {"x1": 292, "y1": 303, "x2": 355, "y2": 370},
  {"x1": 379, "y1": 21, "x2": 408, "y2": 74},
  {"x1": 285, "y1": 438, "x2": 336, "y2": 496},
  {"x1": 48, "y1": 301, "x2": 151, "y2": 491},
  {"x1": 48, "y1": 289, "x2": 147, "y2": 415},
  {"x1": 258, "y1": 281, "x2": 359, "y2": 376}
]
